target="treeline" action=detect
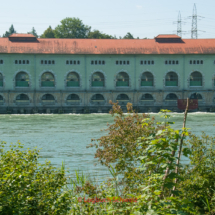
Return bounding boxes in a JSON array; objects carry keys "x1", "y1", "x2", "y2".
[{"x1": 2, "y1": 17, "x2": 144, "y2": 39}]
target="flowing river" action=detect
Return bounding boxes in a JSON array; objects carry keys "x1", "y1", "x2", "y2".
[{"x1": 0, "y1": 112, "x2": 215, "y2": 181}]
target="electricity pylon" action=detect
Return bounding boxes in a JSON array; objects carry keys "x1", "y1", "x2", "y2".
[
  {"x1": 191, "y1": 4, "x2": 198, "y2": 39},
  {"x1": 177, "y1": 11, "x2": 182, "y2": 37}
]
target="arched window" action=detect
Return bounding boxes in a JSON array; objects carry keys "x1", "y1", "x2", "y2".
[
  {"x1": 16, "y1": 94, "x2": 29, "y2": 103},
  {"x1": 0, "y1": 73, "x2": 3, "y2": 87},
  {"x1": 165, "y1": 93, "x2": 178, "y2": 101},
  {"x1": 16, "y1": 72, "x2": 29, "y2": 87},
  {"x1": 41, "y1": 72, "x2": 55, "y2": 87},
  {"x1": 92, "y1": 72, "x2": 104, "y2": 87},
  {"x1": 141, "y1": 72, "x2": 153, "y2": 86},
  {"x1": 190, "y1": 93, "x2": 202, "y2": 100},
  {"x1": 42, "y1": 94, "x2": 55, "y2": 101},
  {"x1": 141, "y1": 94, "x2": 154, "y2": 101},
  {"x1": 67, "y1": 94, "x2": 80, "y2": 102},
  {"x1": 165, "y1": 72, "x2": 178, "y2": 86},
  {"x1": 91, "y1": 94, "x2": 105, "y2": 102},
  {"x1": 116, "y1": 72, "x2": 129, "y2": 87},
  {"x1": 116, "y1": 94, "x2": 129, "y2": 101},
  {"x1": 66, "y1": 72, "x2": 80, "y2": 87},
  {"x1": 190, "y1": 72, "x2": 202, "y2": 86}
]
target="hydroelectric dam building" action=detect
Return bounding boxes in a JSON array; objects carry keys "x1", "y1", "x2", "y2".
[{"x1": 0, "y1": 33, "x2": 215, "y2": 113}]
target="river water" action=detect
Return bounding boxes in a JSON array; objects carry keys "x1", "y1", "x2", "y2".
[{"x1": 0, "y1": 112, "x2": 214, "y2": 181}]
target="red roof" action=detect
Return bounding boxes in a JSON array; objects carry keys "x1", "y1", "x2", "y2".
[
  {"x1": 9, "y1": 33, "x2": 36, "y2": 38},
  {"x1": 0, "y1": 35, "x2": 215, "y2": 54}
]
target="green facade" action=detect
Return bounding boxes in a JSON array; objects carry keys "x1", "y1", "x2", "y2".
[
  {"x1": 0, "y1": 53, "x2": 214, "y2": 113},
  {"x1": 0, "y1": 53, "x2": 213, "y2": 90}
]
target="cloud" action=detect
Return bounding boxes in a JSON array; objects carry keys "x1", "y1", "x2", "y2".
[{"x1": 136, "y1": 5, "x2": 142, "y2": 9}]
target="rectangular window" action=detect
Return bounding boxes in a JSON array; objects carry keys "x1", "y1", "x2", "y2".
[
  {"x1": 41, "y1": 60, "x2": 43, "y2": 64},
  {"x1": 201, "y1": 60, "x2": 203, "y2": 64},
  {"x1": 148, "y1": 60, "x2": 150, "y2": 65},
  {"x1": 102, "y1": 60, "x2": 105, "y2": 65},
  {"x1": 197, "y1": 60, "x2": 199, "y2": 64},
  {"x1": 52, "y1": 60, "x2": 55, "y2": 64},
  {"x1": 48, "y1": 60, "x2": 51, "y2": 64},
  {"x1": 116, "y1": 60, "x2": 129, "y2": 65},
  {"x1": 99, "y1": 60, "x2": 101, "y2": 65},
  {"x1": 66, "y1": 60, "x2": 69, "y2": 64},
  {"x1": 45, "y1": 60, "x2": 47, "y2": 64},
  {"x1": 78, "y1": 60, "x2": 80, "y2": 65},
  {"x1": 140, "y1": 60, "x2": 143, "y2": 65},
  {"x1": 27, "y1": 60, "x2": 29, "y2": 64},
  {"x1": 190, "y1": 60, "x2": 192, "y2": 64},
  {"x1": 95, "y1": 60, "x2": 97, "y2": 65},
  {"x1": 19, "y1": 60, "x2": 21, "y2": 64},
  {"x1": 74, "y1": 61, "x2": 76, "y2": 65},
  {"x1": 23, "y1": 60, "x2": 25, "y2": 64},
  {"x1": 193, "y1": 60, "x2": 196, "y2": 64},
  {"x1": 70, "y1": 60, "x2": 73, "y2": 64},
  {"x1": 152, "y1": 60, "x2": 154, "y2": 65},
  {"x1": 0, "y1": 60, "x2": 3, "y2": 64},
  {"x1": 169, "y1": 60, "x2": 171, "y2": 64},
  {"x1": 144, "y1": 60, "x2": 147, "y2": 65},
  {"x1": 176, "y1": 60, "x2": 179, "y2": 64},
  {"x1": 165, "y1": 60, "x2": 168, "y2": 64},
  {"x1": 173, "y1": 60, "x2": 175, "y2": 64},
  {"x1": 91, "y1": 60, "x2": 94, "y2": 65}
]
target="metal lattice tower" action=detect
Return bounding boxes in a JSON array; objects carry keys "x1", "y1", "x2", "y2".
[
  {"x1": 191, "y1": 4, "x2": 198, "y2": 39},
  {"x1": 177, "y1": 11, "x2": 182, "y2": 37}
]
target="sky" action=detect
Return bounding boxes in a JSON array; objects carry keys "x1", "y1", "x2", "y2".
[{"x1": 0, "y1": 0, "x2": 215, "y2": 39}]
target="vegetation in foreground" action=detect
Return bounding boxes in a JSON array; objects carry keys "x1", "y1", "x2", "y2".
[{"x1": 0, "y1": 102, "x2": 215, "y2": 214}]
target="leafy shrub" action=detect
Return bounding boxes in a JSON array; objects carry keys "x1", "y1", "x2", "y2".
[
  {"x1": 90, "y1": 102, "x2": 163, "y2": 194},
  {"x1": 180, "y1": 133, "x2": 215, "y2": 214},
  {"x1": 90, "y1": 103, "x2": 211, "y2": 214},
  {"x1": 0, "y1": 142, "x2": 71, "y2": 215}
]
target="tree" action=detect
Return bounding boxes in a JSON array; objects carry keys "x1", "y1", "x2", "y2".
[
  {"x1": 40, "y1": 26, "x2": 55, "y2": 38},
  {"x1": 88, "y1": 30, "x2": 113, "y2": 39},
  {"x1": 28, "y1": 27, "x2": 38, "y2": 38},
  {"x1": 54, "y1": 17, "x2": 91, "y2": 38},
  {"x1": 90, "y1": 102, "x2": 161, "y2": 192},
  {"x1": 123, "y1": 32, "x2": 134, "y2": 39},
  {"x1": 3, "y1": 24, "x2": 16, "y2": 37}
]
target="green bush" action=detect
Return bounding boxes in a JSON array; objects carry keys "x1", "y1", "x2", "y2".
[
  {"x1": 91, "y1": 104, "x2": 215, "y2": 214},
  {"x1": 180, "y1": 133, "x2": 215, "y2": 214},
  {"x1": 0, "y1": 142, "x2": 71, "y2": 215}
]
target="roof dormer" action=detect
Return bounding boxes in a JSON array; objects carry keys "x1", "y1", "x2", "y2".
[
  {"x1": 155, "y1": 34, "x2": 183, "y2": 43},
  {"x1": 8, "y1": 33, "x2": 38, "y2": 42}
]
